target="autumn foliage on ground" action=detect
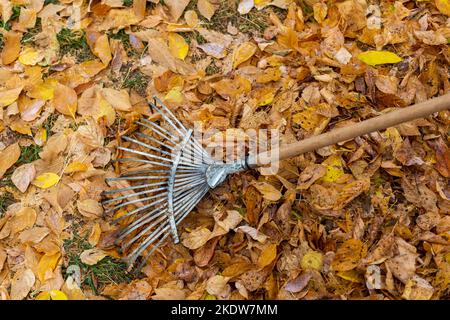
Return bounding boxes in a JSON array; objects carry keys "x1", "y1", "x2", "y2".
[{"x1": 0, "y1": 0, "x2": 449, "y2": 300}]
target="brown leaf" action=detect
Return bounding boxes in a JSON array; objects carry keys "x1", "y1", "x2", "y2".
[
  {"x1": 197, "y1": 0, "x2": 216, "y2": 21},
  {"x1": 181, "y1": 227, "x2": 212, "y2": 250},
  {"x1": 385, "y1": 237, "x2": 417, "y2": 283},
  {"x1": 11, "y1": 163, "x2": 36, "y2": 193},
  {"x1": 10, "y1": 268, "x2": 35, "y2": 300},
  {"x1": 1, "y1": 31, "x2": 21, "y2": 65},
  {"x1": 164, "y1": 0, "x2": 190, "y2": 21},
  {"x1": 331, "y1": 239, "x2": 366, "y2": 271},
  {"x1": 53, "y1": 83, "x2": 78, "y2": 117},
  {"x1": 0, "y1": 143, "x2": 20, "y2": 178},
  {"x1": 80, "y1": 248, "x2": 107, "y2": 265}
]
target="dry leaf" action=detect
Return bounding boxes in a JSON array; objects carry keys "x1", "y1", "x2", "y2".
[
  {"x1": 77, "y1": 199, "x2": 104, "y2": 219},
  {"x1": 10, "y1": 269, "x2": 35, "y2": 300},
  {"x1": 32, "y1": 172, "x2": 60, "y2": 189},
  {"x1": 181, "y1": 227, "x2": 212, "y2": 250},
  {"x1": 0, "y1": 143, "x2": 20, "y2": 178},
  {"x1": 102, "y1": 88, "x2": 132, "y2": 111},
  {"x1": 11, "y1": 163, "x2": 36, "y2": 193},
  {"x1": 168, "y1": 33, "x2": 189, "y2": 60},
  {"x1": 357, "y1": 51, "x2": 402, "y2": 66},
  {"x1": 253, "y1": 182, "x2": 282, "y2": 201},
  {"x1": 197, "y1": 0, "x2": 216, "y2": 21},
  {"x1": 80, "y1": 248, "x2": 107, "y2": 265},
  {"x1": 1, "y1": 31, "x2": 22, "y2": 65},
  {"x1": 232, "y1": 42, "x2": 257, "y2": 68},
  {"x1": 257, "y1": 243, "x2": 277, "y2": 269},
  {"x1": 53, "y1": 83, "x2": 78, "y2": 117}
]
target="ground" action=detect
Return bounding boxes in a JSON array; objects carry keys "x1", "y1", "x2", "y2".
[{"x1": 0, "y1": 0, "x2": 449, "y2": 300}]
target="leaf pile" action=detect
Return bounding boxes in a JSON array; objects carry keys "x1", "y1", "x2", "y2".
[{"x1": 0, "y1": 0, "x2": 449, "y2": 300}]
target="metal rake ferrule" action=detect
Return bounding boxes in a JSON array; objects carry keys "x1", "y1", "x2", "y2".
[{"x1": 103, "y1": 97, "x2": 248, "y2": 269}]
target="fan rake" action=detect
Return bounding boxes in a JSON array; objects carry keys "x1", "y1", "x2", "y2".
[{"x1": 103, "y1": 94, "x2": 450, "y2": 270}]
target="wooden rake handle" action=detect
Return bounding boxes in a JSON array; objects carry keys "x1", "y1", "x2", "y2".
[{"x1": 247, "y1": 92, "x2": 450, "y2": 168}]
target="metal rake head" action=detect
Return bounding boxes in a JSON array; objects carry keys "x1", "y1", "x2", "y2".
[{"x1": 103, "y1": 97, "x2": 247, "y2": 269}]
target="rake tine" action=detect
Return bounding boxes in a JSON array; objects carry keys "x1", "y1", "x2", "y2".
[
  {"x1": 137, "y1": 120, "x2": 180, "y2": 145},
  {"x1": 149, "y1": 100, "x2": 187, "y2": 137},
  {"x1": 114, "y1": 158, "x2": 172, "y2": 168},
  {"x1": 117, "y1": 146, "x2": 174, "y2": 164},
  {"x1": 117, "y1": 184, "x2": 202, "y2": 240},
  {"x1": 122, "y1": 136, "x2": 174, "y2": 157},
  {"x1": 113, "y1": 198, "x2": 167, "y2": 224},
  {"x1": 103, "y1": 183, "x2": 165, "y2": 195},
  {"x1": 106, "y1": 175, "x2": 167, "y2": 182},
  {"x1": 134, "y1": 132, "x2": 176, "y2": 151},
  {"x1": 102, "y1": 186, "x2": 167, "y2": 205},
  {"x1": 126, "y1": 185, "x2": 210, "y2": 266},
  {"x1": 105, "y1": 192, "x2": 167, "y2": 213}
]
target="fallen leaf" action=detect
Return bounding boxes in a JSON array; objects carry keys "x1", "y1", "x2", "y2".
[
  {"x1": 10, "y1": 268, "x2": 35, "y2": 300},
  {"x1": 165, "y1": 0, "x2": 190, "y2": 21},
  {"x1": 253, "y1": 182, "x2": 281, "y2": 201},
  {"x1": 80, "y1": 248, "x2": 107, "y2": 265},
  {"x1": 402, "y1": 275, "x2": 434, "y2": 300},
  {"x1": 257, "y1": 243, "x2": 277, "y2": 269},
  {"x1": 435, "y1": 0, "x2": 450, "y2": 16},
  {"x1": 238, "y1": 0, "x2": 254, "y2": 14},
  {"x1": 36, "y1": 290, "x2": 68, "y2": 300},
  {"x1": 102, "y1": 88, "x2": 132, "y2": 111},
  {"x1": 232, "y1": 42, "x2": 257, "y2": 68},
  {"x1": 168, "y1": 33, "x2": 189, "y2": 60},
  {"x1": 301, "y1": 250, "x2": 323, "y2": 271},
  {"x1": 197, "y1": 0, "x2": 216, "y2": 21},
  {"x1": 0, "y1": 143, "x2": 20, "y2": 178},
  {"x1": 0, "y1": 86, "x2": 23, "y2": 107},
  {"x1": 357, "y1": 50, "x2": 402, "y2": 66},
  {"x1": 53, "y1": 83, "x2": 78, "y2": 117},
  {"x1": 206, "y1": 275, "x2": 231, "y2": 297},
  {"x1": 331, "y1": 239, "x2": 365, "y2": 271},
  {"x1": 32, "y1": 172, "x2": 60, "y2": 189},
  {"x1": 10, "y1": 207, "x2": 37, "y2": 234},
  {"x1": 234, "y1": 226, "x2": 268, "y2": 243},
  {"x1": 181, "y1": 227, "x2": 212, "y2": 250},
  {"x1": 1, "y1": 31, "x2": 22, "y2": 65},
  {"x1": 37, "y1": 252, "x2": 61, "y2": 282},
  {"x1": 77, "y1": 199, "x2": 104, "y2": 219}
]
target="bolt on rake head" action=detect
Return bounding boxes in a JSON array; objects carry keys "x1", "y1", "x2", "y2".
[{"x1": 103, "y1": 97, "x2": 248, "y2": 270}]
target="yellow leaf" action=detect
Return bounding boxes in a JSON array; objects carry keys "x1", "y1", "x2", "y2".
[
  {"x1": 96, "y1": 96, "x2": 116, "y2": 126},
  {"x1": 0, "y1": 143, "x2": 21, "y2": 178},
  {"x1": 357, "y1": 50, "x2": 402, "y2": 66},
  {"x1": 331, "y1": 239, "x2": 366, "y2": 271},
  {"x1": 165, "y1": 87, "x2": 184, "y2": 104},
  {"x1": 168, "y1": 33, "x2": 189, "y2": 60},
  {"x1": 232, "y1": 42, "x2": 257, "y2": 68},
  {"x1": 255, "y1": 87, "x2": 276, "y2": 106},
  {"x1": 435, "y1": 0, "x2": 450, "y2": 16},
  {"x1": 301, "y1": 250, "x2": 323, "y2": 270},
  {"x1": 32, "y1": 172, "x2": 60, "y2": 189},
  {"x1": 36, "y1": 290, "x2": 68, "y2": 300},
  {"x1": 93, "y1": 34, "x2": 112, "y2": 65},
  {"x1": 33, "y1": 127, "x2": 47, "y2": 146},
  {"x1": 18, "y1": 47, "x2": 42, "y2": 66},
  {"x1": 185, "y1": 10, "x2": 199, "y2": 27},
  {"x1": 27, "y1": 79, "x2": 57, "y2": 100},
  {"x1": 197, "y1": 0, "x2": 216, "y2": 21},
  {"x1": 1, "y1": 31, "x2": 22, "y2": 65},
  {"x1": 337, "y1": 269, "x2": 364, "y2": 283},
  {"x1": 37, "y1": 252, "x2": 61, "y2": 282},
  {"x1": 0, "y1": 86, "x2": 23, "y2": 107},
  {"x1": 88, "y1": 223, "x2": 102, "y2": 246},
  {"x1": 257, "y1": 243, "x2": 277, "y2": 269},
  {"x1": 10, "y1": 120, "x2": 32, "y2": 136},
  {"x1": 64, "y1": 161, "x2": 88, "y2": 174},
  {"x1": 320, "y1": 154, "x2": 344, "y2": 183},
  {"x1": 52, "y1": 83, "x2": 77, "y2": 117},
  {"x1": 253, "y1": 182, "x2": 282, "y2": 201}
]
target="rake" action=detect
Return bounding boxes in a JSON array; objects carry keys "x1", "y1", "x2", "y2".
[{"x1": 103, "y1": 94, "x2": 449, "y2": 270}]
